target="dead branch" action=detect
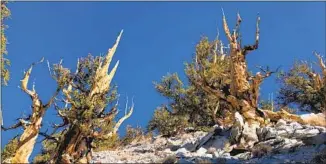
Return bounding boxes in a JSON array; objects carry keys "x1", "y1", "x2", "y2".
[
  {"x1": 90, "y1": 30, "x2": 123, "y2": 97},
  {"x1": 111, "y1": 97, "x2": 134, "y2": 136},
  {"x1": 315, "y1": 52, "x2": 326, "y2": 75},
  {"x1": 243, "y1": 14, "x2": 260, "y2": 55},
  {"x1": 2, "y1": 121, "x2": 23, "y2": 131},
  {"x1": 39, "y1": 131, "x2": 59, "y2": 143},
  {"x1": 235, "y1": 11, "x2": 242, "y2": 40},
  {"x1": 262, "y1": 109, "x2": 305, "y2": 124},
  {"x1": 20, "y1": 57, "x2": 44, "y2": 98},
  {"x1": 255, "y1": 65, "x2": 281, "y2": 78},
  {"x1": 43, "y1": 87, "x2": 61, "y2": 109},
  {"x1": 222, "y1": 8, "x2": 233, "y2": 42}
]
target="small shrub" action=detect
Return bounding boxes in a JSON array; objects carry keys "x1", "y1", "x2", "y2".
[
  {"x1": 120, "y1": 125, "x2": 145, "y2": 146},
  {"x1": 92, "y1": 133, "x2": 120, "y2": 152},
  {"x1": 148, "y1": 106, "x2": 189, "y2": 137}
]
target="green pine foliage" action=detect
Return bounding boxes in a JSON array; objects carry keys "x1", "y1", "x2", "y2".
[
  {"x1": 148, "y1": 37, "x2": 235, "y2": 136},
  {"x1": 277, "y1": 58, "x2": 326, "y2": 113}
]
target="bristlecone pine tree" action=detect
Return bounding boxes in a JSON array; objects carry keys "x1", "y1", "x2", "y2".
[
  {"x1": 45, "y1": 30, "x2": 133, "y2": 163},
  {"x1": 277, "y1": 52, "x2": 326, "y2": 114},
  {"x1": 193, "y1": 12, "x2": 326, "y2": 148},
  {"x1": 151, "y1": 11, "x2": 325, "y2": 148},
  {"x1": 1, "y1": 30, "x2": 133, "y2": 163}
]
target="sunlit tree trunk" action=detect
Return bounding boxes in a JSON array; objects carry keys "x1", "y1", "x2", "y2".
[{"x1": 2, "y1": 59, "x2": 60, "y2": 163}]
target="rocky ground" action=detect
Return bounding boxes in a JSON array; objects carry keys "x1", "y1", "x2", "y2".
[{"x1": 91, "y1": 119, "x2": 326, "y2": 164}]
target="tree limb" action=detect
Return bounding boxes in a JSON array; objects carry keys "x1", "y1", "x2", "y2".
[
  {"x1": 20, "y1": 57, "x2": 44, "y2": 98},
  {"x1": 43, "y1": 87, "x2": 61, "y2": 109},
  {"x1": 39, "y1": 131, "x2": 59, "y2": 143},
  {"x1": 90, "y1": 30, "x2": 123, "y2": 97},
  {"x1": 112, "y1": 97, "x2": 134, "y2": 134},
  {"x1": 222, "y1": 8, "x2": 233, "y2": 42},
  {"x1": 314, "y1": 52, "x2": 326, "y2": 75},
  {"x1": 243, "y1": 14, "x2": 260, "y2": 55}
]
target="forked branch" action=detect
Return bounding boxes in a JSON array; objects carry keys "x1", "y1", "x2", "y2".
[
  {"x1": 112, "y1": 97, "x2": 134, "y2": 134},
  {"x1": 255, "y1": 65, "x2": 281, "y2": 78},
  {"x1": 20, "y1": 57, "x2": 44, "y2": 98}
]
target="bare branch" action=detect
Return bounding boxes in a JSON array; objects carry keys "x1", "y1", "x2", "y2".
[
  {"x1": 243, "y1": 14, "x2": 260, "y2": 54},
  {"x1": 255, "y1": 65, "x2": 280, "y2": 78},
  {"x1": 39, "y1": 131, "x2": 59, "y2": 143},
  {"x1": 222, "y1": 8, "x2": 232, "y2": 42},
  {"x1": 314, "y1": 52, "x2": 326, "y2": 75},
  {"x1": 235, "y1": 11, "x2": 242, "y2": 40},
  {"x1": 220, "y1": 42, "x2": 227, "y2": 61},
  {"x1": 47, "y1": 60, "x2": 55, "y2": 80},
  {"x1": 44, "y1": 87, "x2": 61, "y2": 109},
  {"x1": 20, "y1": 57, "x2": 44, "y2": 97},
  {"x1": 90, "y1": 30, "x2": 123, "y2": 97},
  {"x1": 106, "y1": 97, "x2": 134, "y2": 138},
  {"x1": 2, "y1": 121, "x2": 22, "y2": 131}
]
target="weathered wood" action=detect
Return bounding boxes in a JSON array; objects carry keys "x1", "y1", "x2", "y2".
[{"x1": 5, "y1": 58, "x2": 60, "y2": 163}]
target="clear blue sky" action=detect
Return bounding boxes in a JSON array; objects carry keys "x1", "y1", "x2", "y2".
[{"x1": 2, "y1": 2, "x2": 325, "y2": 159}]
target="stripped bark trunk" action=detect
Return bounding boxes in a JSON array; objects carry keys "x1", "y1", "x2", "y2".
[{"x1": 221, "y1": 12, "x2": 265, "y2": 148}]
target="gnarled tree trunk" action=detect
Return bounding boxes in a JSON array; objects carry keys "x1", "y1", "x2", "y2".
[
  {"x1": 221, "y1": 12, "x2": 265, "y2": 148},
  {"x1": 222, "y1": 12, "x2": 326, "y2": 148},
  {"x1": 2, "y1": 59, "x2": 59, "y2": 163}
]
